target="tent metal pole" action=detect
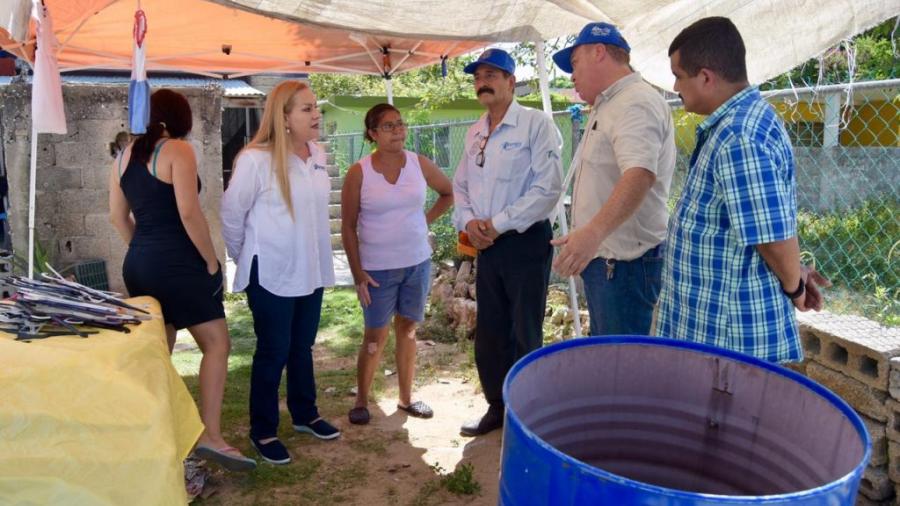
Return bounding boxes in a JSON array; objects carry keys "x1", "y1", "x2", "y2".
[
  {"x1": 27, "y1": 127, "x2": 37, "y2": 278},
  {"x1": 535, "y1": 40, "x2": 553, "y2": 114},
  {"x1": 385, "y1": 77, "x2": 394, "y2": 105},
  {"x1": 536, "y1": 39, "x2": 581, "y2": 338}
]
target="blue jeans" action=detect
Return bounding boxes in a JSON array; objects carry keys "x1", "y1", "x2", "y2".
[
  {"x1": 363, "y1": 259, "x2": 432, "y2": 328},
  {"x1": 245, "y1": 258, "x2": 323, "y2": 440},
  {"x1": 580, "y1": 244, "x2": 664, "y2": 336}
]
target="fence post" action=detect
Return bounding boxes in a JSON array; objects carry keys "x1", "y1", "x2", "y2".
[
  {"x1": 414, "y1": 128, "x2": 421, "y2": 153},
  {"x1": 824, "y1": 91, "x2": 840, "y2": 148},
  {"x1": 572, "y1": 116, "x2": 581, "y2": 156}
]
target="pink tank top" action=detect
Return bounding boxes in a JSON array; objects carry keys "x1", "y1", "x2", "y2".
[{"x1": 358, "y1": 150, "x2": 432, "y2": 270}]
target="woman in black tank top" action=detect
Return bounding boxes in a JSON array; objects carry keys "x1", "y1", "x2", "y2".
[{"x1": 108, "y1": 89, "x2": 255, "y2": 471}]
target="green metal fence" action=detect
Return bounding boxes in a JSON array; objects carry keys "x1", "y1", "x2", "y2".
[{"x1": 327, "y1": 79, "x2": 899, "y2": 325}]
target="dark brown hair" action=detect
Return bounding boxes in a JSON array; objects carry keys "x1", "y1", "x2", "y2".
[
  {"x1": 363, "y1": 103, "x2": 401, "y2": 143},
  {"x1": 668, "y1": 17, "x2": 748, "y2": 83},
  {"x1": 131, "y1": 89, "x2": 193, "y2": 165}
]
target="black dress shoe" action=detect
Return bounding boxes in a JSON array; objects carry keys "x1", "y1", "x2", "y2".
[{"x1": 460, "y1": 406, "x2": 504, "y2": 437}]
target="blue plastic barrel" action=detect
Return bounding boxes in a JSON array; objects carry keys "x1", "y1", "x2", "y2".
[{"x1": 500, "y1": 336, "x2": 870, "y2": 505}]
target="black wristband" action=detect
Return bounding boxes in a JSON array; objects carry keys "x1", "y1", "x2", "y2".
[{"x1": 783, "y1": 278, "x2": 805, "y2": 299}]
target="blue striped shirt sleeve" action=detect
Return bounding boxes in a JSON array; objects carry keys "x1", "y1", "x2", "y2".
[{"x1": 713, "y1": 135, "x2": 796, "y2": 247}]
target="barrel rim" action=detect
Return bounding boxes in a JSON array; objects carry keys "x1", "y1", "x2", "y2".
[{"x1": 501, "y1": 335, "x2": 872, "y2": 501}]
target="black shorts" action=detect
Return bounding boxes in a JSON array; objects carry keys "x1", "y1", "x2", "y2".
[{"x1": 123, "y1": 245, "x2": 225, "y2": 330}]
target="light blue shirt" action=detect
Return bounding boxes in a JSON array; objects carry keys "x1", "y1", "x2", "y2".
[{"x1": 452, "y1": 100, "x2": 563, "y2": 234}]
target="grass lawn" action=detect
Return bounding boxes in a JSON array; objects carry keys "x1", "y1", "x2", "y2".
[{"x1": 172, "y1": 288, "x2": 491, "y2": 505}]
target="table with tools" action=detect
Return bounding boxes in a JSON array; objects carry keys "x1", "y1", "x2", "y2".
[{"x1": 0, "y1": 295, "x2": 203, "y2": 505}]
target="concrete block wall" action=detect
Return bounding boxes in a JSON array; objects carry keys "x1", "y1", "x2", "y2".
[
  {"x1": 795, "y1": 311, "x2": 900, "y2": 505},
  {"x1": 0, "y1": 82, "x2": 225, "y2": 293}
]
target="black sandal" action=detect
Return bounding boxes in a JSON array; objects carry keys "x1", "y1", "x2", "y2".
[
  {"x1": 348, "y1": 406, "x2": 370, "y2": 425},
  {"x1": 397, "y1": 401, "x2": 433, "y2": 419}
]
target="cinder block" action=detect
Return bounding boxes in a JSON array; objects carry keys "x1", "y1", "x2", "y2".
[
  {"x1": 54, "y1": 141, "x2": 89, "y2": 169},
  {"x1": 330, "y1": 190, "x2": 342, "y2": 205},
  {"x1": 48, "y1": 213, "x2": 85, "y2": 238},
  {"x1": 56, "y1": 236, "x2": 111, "y2": 264},
  {"x1": 81, "y1": 166, "x2": 111, "y2": 190},
  {"x1": 329, "y1": 204, "x2": 341, "y2": 219},
  {"x1": 783, "y1": 359, "x2": 808, "y2": 376},
  {"x1": 800, "y1": 327, "x2": 822, "y2": 361},
  {"x1": 806, "y1": 363, "x2": 888, "y2": 422},
  {"x1": 859, "y1": 465, "x2": 893, "y2": 501},
  {"x1": 84, "y1": 214, "x2": 115, "y2": 240},
  {"x1": 326, "y1": 164, "x2": 340, "y2": 177},
  {"x1": 888, "y1": 441, "x2": 900, "y2": 483},
  {"x1": 885, "y1": 399, "x2": 900, "y2": 443},
  {"x1": 862, "y1": 415, "x2": 888, "y2": 467},
  {"x1": 854, "y1": 494, "x2": 892, "y2": 506},
  {"x1": 798, "y1": 311, "x2": 900, "y2": 391},
  {"x1": 889, "y1": 358, "x2": 900, "y2": 401},
  {"x1": 57, "y1": 189, "x2": 108, "y2": 215},
  {"x1": 39, "y1": 167, "x2": 82, "y2": 192}
]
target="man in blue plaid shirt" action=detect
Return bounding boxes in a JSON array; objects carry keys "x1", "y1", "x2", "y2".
[{"x1": 657, "y1": 17, "x2": 830, "y2": 363}]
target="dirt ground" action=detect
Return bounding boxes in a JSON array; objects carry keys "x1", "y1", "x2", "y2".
[{"x1": 185, "y1": 334, "x2": 502, "y2": 506}]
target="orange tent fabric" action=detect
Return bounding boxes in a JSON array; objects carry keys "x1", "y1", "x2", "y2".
[{"x1": 0, "y1": 0, "x2": 487, "y2": 78}]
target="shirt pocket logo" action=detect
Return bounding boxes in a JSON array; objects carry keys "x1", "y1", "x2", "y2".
[{"x1": 501, "y1": 141, "x2": 523, "y2": 151}]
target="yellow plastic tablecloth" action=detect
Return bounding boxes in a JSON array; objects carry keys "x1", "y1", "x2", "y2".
[{"x1": 0, "y1": 296, "x2": 203, "y2": 506}]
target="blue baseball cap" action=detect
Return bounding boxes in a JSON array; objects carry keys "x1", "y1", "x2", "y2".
[
  {"x1": 552, "y1": 22, "x2": 631, "y2": 74},
  {"x1": 463, "y1": 48, "x2": 516, "y2": 75}
]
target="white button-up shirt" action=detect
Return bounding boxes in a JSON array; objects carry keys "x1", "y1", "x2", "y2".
[
  {"x1": 221, "y1": 142, "x2": 335, "y2": 297},
  {"x1": 571, "y1": 72, "x2": 676, "y2": 260},
  {"x1": 453, "y1": 100, "x2": 563, "y2": 234}
]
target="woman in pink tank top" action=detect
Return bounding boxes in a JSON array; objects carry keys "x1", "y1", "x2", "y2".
[{"x1": 341, "y1": 104, "x2": 453, "y2": 425}]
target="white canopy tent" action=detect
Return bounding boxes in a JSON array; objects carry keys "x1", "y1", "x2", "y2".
[
  {"x1": 2, "y1": 0, "x2": 897, "y2": 336},
  {"x1": 217, "y1": 0, "x2": 900, "y2": 90}
]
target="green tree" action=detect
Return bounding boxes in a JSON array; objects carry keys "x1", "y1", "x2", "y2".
[
  {"x1": 310, "y1": 54, "x2": 477, "y2": 120},
  {"x1": 762, "y1": 17, "x2": 898, "y2": 89}
]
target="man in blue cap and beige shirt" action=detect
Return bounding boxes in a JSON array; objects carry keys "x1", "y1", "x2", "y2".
[
  {"x1": 453, "y1": 48, "x2": 562, "y2": 436},
  {"x1": 551, "y1": 22, "x2": 675, "y2": 336}
]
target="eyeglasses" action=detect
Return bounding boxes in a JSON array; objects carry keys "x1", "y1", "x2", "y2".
[
  {"x1": 475, "y1": 134, "x2": 490, "y2": 167},
  {"x1": 378, "y1": 120, "x2": 407, "y2": 132}
]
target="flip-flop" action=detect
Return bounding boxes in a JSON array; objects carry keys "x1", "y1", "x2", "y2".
[
  {"x1": 194, "y1": 445, "x2": 257, "y2": 472},
  {"x1": 397, "y1": 401, "x2": 433, "y2": 419},
  {"x1": 348, "y1": 406, "x2": 370, "y2": 425}
]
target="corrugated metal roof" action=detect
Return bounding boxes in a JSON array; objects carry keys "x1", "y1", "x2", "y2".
[{"x1": 0, "y1": 75, "x2": 264, "y2": 97}]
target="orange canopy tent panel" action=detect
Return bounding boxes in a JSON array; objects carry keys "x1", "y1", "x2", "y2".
[{"x1": 0, "y1": 0, "x2": 487, "y2": 78}]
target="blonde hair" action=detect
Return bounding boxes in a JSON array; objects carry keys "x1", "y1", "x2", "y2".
[{"x1": 244, "y1": 80, "x2": 311, "y2": 215}]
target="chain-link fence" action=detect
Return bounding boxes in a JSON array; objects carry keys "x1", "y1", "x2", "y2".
[{"x1": 327, "y1": 79, "x2": 899, "y2": 325}]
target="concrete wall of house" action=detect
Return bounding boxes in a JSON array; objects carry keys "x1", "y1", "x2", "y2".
[{"x1": 0, "y1": 82, "x2": 225, "y2": 294}]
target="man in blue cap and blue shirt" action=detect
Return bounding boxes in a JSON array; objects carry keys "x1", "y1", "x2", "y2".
[
  {"x1": 550, "y1": 22, "x2": 676, "y2": 336},
  {"x1": 453, "y1": 48, "x2": 562, "y2": 436}
]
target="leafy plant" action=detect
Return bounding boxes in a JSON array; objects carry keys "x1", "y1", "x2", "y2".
[
  {"x1": 434, "y1": 462, "x2": 481, "y2": 496},
  {"x1": 761, "y1": 17, "x2": 898, "y2": 89},
  {"x1": 797, "y1": 197, "x2": 899, "y2": 325},
  {"x1": 11, "y1": 239, "x2": 55, "y2": 276}
]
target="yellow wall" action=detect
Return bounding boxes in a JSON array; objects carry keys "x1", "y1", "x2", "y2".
[{"x1": 671, "y1": 96, "x2": 899, "y2": 151}]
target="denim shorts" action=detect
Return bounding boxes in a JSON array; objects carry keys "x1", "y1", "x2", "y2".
[{"x1": 362, "y1": 259, "x2": 432, "y2": 329}]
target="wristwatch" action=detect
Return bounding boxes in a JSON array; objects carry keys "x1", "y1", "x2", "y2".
[{"x1": 783, "y1": 278, "x2": 805, "y2": 299}]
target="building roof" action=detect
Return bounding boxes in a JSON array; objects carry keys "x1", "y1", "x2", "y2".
[{"x1": 0, "y1": 75, "x2": 265, "y2": 98}]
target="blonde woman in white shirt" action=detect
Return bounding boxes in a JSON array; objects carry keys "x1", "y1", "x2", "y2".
[
  {"x1": 221, "y1": 81, "x2": 338, "y2": 465},
  {"x1": 342, "y1": 104, "x2": 453, "y2": 425}
]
